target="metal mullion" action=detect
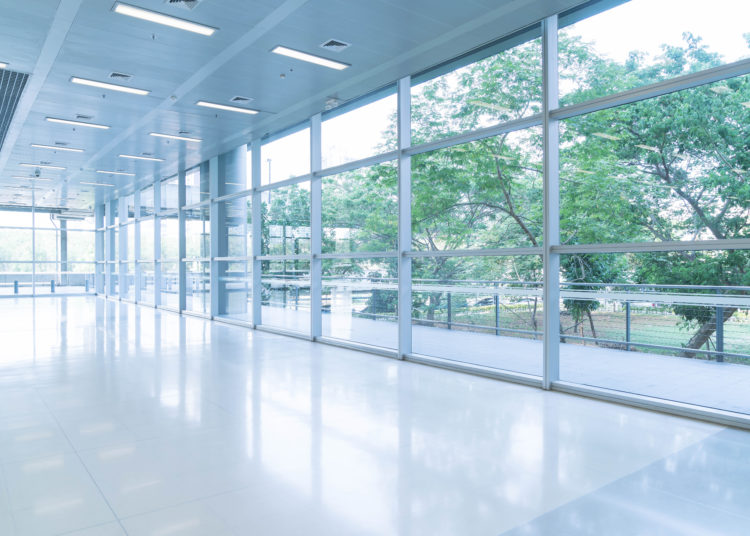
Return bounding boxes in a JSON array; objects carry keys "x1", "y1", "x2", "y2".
[
  {"x1": 316, "y1": 150, "x2": 399, "y2": 179},
  {"x1": 134, "y1": 188, "x2": 141, "y2": 302},
  {"x1": 397, "y1": 76, "x2": 412, "y2": 359},
  {"x1": 209, "y1": 157, "x2": 220, "y2": 318},
  {"x1": 405, "y1": 113, "x2": 543, "y2": 157},
  {"x1": 310, "y1": 113, "x2": 322, "y2": 339},
  {"x1": 550, "y1": 57, "x2": 750, "y2": 122},
  {"x1": 256, "y1": 173, "x2": 313, "y2": 193},
  {"x1": 251, "y1": 140, "x2": 262, "y2": 326},
  {"x1": 256, "y1": 254, "x2": 309, "y2": 261},
  {"x1": 212, "y1": 188, "x2": 252, "y2": 204},
  {"x1": 214, "y1": 256, "x2": 253, "y2": 262},
  {"x1": 318, "y1": 251, "x2": 399, "y2": 260},
  {"x1": 153, "y1": 178, "x2": 162, "y2": 307},
  {"x1": 406, "y1": 247, "x2": 542, "y2": 258},
  {"x1": 542, "y1": 15, "x2": 560, "y2": 389},
  {"x1": 178, "y1": 169, "x2": 186, "y2": 312},
  {"x1": 553, "y1": 238, "x2": 750, "y2": 255},
  {"x1": 182, "y1": 199, "x2": 211, "y2": 211}
]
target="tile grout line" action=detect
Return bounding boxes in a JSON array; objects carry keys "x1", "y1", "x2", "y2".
[{"x1": 37, "y1": 393, "x2": 131, "y2": 536}]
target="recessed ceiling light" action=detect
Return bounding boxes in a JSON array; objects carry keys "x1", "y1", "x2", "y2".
[
  {"x1": 112, "y1": 2, "x2": 216, "y2": 36},
  {"x1": 46, "y1": 117, "x2": 110, "y2": 129},
  {"x1": 96, "y1": 170, "x2": 135, "y2": 176},
  {"x1": 271, "y1": 45, "x2": 349, "y2": 70},
  {"x1": 149, "y1": 132, "x2": 202, "y2": 143},
  {"x1": 81, "y1": 181, "x2": 115, "y2": 187},
  {"x1": 12, "y1": 176, "x2": 53, "y2": 181},
  {"x1": 31, "y1": 143, "x2": 84, "y2": 153},
  {"x1": 196, "y1": 101, "x2": 259, "y2": 115},
  {"x1": 118, "y1": 154, "x2": 164, "y2": 162},
  {"x1": 70, "y1": 76, "x2": 149, "y2": 96},
  {"x1": 20, "y1": 163, "x2": 66, "y2": 170},
  {"x1": 0, "y1": 62, "x2": 7, "y2": 69}
]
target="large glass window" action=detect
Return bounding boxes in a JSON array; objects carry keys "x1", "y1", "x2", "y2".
[
  {"x1": 321, "y1": 90, "x2": 397, "y2": 168},
  {"x1": 322, "y1": 258, "x2": 397, "y2": 349},
  {"x1": 412, "y1": 128, "x2": 543, "y2": 250},
  {"x1": 322, "y1": 162, "x2": 397, "y2": 254},
  {"x1": 411, "y1": 30, "x2": 542, "y2": 144},
  {"x1": 261, "y1": 127, "x2": 310, "y2": 185},
  {"x1": 159, "y1": 214, "x2": 179, "y2": 261},
  {"x1": 185, "y1": 260, "x2": 210, "y2": 314},
  {"x1": 185, "y1": 205, "x2": 210, "y2": 259},
  {"x1": 139, "y1": 219, "x2": 154, "y2": 262},
  {"x1": 140, "y1": 185, "x2": 155, "y2": 217},
  {"x1": 160, "y1": 176, "x2": 179, "y2": 211},
  {"x1": 261, "y1": 260, "x2": 310, "y2": 333},
  {"x1": 560, "y1": 0, "x2": 750, "y2": 103},
  {"x1": 185, "y1": 167, "x2": 208, "y2": 205},
  {"x1": 262, "y1": 184, "x2": 311, "y2": 256},
  {"x1": 560, "y1": 74, "x2": 750, "y2": 245}
]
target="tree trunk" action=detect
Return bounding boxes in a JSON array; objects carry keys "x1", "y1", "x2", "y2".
[
  {"x1": 586, "y1": 310, "x2": 598, "y2": 341},
  {"x1": 683, "y1": 307, "x2": 736, "y2": 358}
]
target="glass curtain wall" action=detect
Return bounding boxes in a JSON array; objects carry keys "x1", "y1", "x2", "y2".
[{"x1": 93, "y1": 0, "x2": 750, "y2": 421}]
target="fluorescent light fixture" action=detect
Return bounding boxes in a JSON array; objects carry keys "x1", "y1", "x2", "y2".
[
  {"x1": 70, "y1": 76, "x2": 149, "y2": 96},
  {"x1": 81, "y1": 181, "x2": 115, "y2": 187},
  {"x1": 0, "y1": 62, "x2": 7, "y2": 69},
  {"x1": 31, "y1": 143, "x2": 84, "y2": 153},
  {"x1": 113, "y1": 2, "x2": 216, "y2": 36},
  {"x1": 635, "y1": 144, "x2": 659, "y2": 152},
  {"x1": 96, "y1": 170, "x2": 135, "y2": 176},
  {"x1": 196, "y1": 101, "x2": 259, "y2": 115},
  {"x1": 271, "y1": 45, "x2": 349, "y2": 70},
  {"x1": 119, "y1": 154, "x2": 164, "y2": 162},
  {"x1": 149, "y1": 132, "x2": 202, "y2": 143},
  {"x1": 46, "y1": 117, "x2": 110, "y2": 129},
  {"x1": 592, "y1": 132, "x2": 621, "y2": 141},
  {"x1": 12, "y1": 176, "x2": 53, "y2": 181},
  {"x1": 20, "y1": 163, "x2": 65, "y2": 170}
]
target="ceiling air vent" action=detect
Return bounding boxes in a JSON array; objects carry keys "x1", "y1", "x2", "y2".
[
  {"x1": 109, "y1": 72, "x2": 132, "y2": 81},
  {"x1": 165, "y1": 0, "x2": 202, "y2": 10},
  {"x1": 0, "y1": 68, "x2": 29, "y2": 151},
  {"x1": 179, "y1": 130, "x2": 191, "y2": 135},
  {"x1": 320, "y1": 39, "x2": 350, "y2": 53},
  {"x1": 76, "y1": 114, "x2": 92, "y2": 120},
  {"x1": 55, "y1": 141, "x2": 69, "y2": 146},
  {"x1": 231, "y1": 96, "x2": 253, "y2": 104}
]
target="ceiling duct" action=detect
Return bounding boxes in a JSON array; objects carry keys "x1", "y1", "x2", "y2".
[
  {"x1": 0, "y1": 68, "x2": 29, "y2": 152},
  {"x1": 165, "y1": 0, "x2": 203, "y2": 10}
]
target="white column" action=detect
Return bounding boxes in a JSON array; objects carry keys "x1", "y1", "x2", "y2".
[
  {"x1": 95, "y1": 203, "x2": 104, "y2": 294},
  {"x1": 118, "y1": 196, "x2": 127, "y2": 299},
  {"x1": 153, "y1": 181, "x2": 162, "y2": 307},
  {"x1": 134, "y1": 188, "x2": 141, "y2": 302},
  {"x1": 310, "y1": 113, "x2": 322, "y2": 339},
  {"x1": 251, "y1": 141, "x2": 262, "y2": 326},
  {"x1": 397, "y1": 76, "x2": 412, "y2": 359},
  {"x1": 209, "y1": 157, "x2": 220, "y2": 318},
  {"x1": 542, "y1": 15, "x2": 561, "y2": 388},
  {"x1": 178, "y1": 169, "x2": 187, "y2": 312}
]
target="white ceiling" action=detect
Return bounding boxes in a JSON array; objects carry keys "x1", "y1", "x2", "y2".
[{"x1": 0, "y1": 0, "x2": 586, "y2": 211}]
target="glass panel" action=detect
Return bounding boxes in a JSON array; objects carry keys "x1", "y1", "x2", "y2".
[
  {"x1": 261, "y1": 127, "x2": 310, "y2": 185},
  {"x1": 124, "y1": 194, "x2": 135, "y2": 221},
  {"x1": 560, "y1": 0, "x2": 750, "y2": 103},
  {"x1": 160, "y1": 176, "x2": 179, "y2": 211},
  {"x1": 0, "y1": 263, "x2": 33, "y2": 295},
  {"x1": 560, "y1": 74, "x2": 750, "y2": 245},
  {"x1": 185, "y1": 260, "x2": 210, "y2": 314},
  {"x1": 322, "y1": 90, "x2": 397, "y2": 168},
  {"x1": 61, "y1": 263, "x2": 95, "y2": 294},
  {"x1": 113, "y1": 228, "x2": 119, "y2": 260},
  {"x1": 0, "y1": 228, "x2": 33, "y2": 260},
  {"x1": 140, "y1": 185, "x2": 155, "y2": 217},
  {"x1": 217, "y1": 260, "x2": 252, "y2": 322},
  {"x1": 120, "y1": 263, "x2": 134, "y2": 299},
  {"x1": 139, "y1": 219, "x2": 154, "y2": 261},
  {"x1": 125, "y1": 223, "x2": 135, "y2": 262},
  {"x1": 138, "y1": 262, "x2": 155, "y2": 304},
  {"x1": 222, "y1": 196, "x2": 251, "y2": 257},
  {"x1": 412, "y1": 255, "x2": 543, "y2": 376},
  {"x1": 412, "y1": 128, "x2": 543, "y2": 250},
  {"x1": 261, "y1": 259, "x2": 310, "y2": 333},
  {"x1": 185, "y1": 167, "x2": 208, "y2": 205},
  {"x1": 160, "y1": 215, "x2": 179, "y2": 260},
  {"x1": 67, "y1": 231, "x2": 95, "y2": 262},
  {"x1": 159, "y1": 261, "x2": 179, "y2": 308},
  {"x1": 322, "y1": 258, "x2": 397, "y2": 349},
  {"x1": 261, "y1": 183, "x2": 311, "y2": 255},
  {"x1": 559, "y1": 250, "x2": 750, "y2": 415},
  {"x1": 34, "y1": 229, "x2": 59, "y2": 263},
  {"x1": 185, "y1": 205, "x2": 210, "y2": 259},
  {"x1": 322, "y1": 162, "x2": 398, "y2": 254},
  {"x1": 0, "y1": 211, "x2": 33, "y2": 227},
  {"x1": 412, "y1": 31, "x2": 541, "y2": 143}
]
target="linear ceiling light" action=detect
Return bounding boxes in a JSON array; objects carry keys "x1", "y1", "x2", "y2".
[
  {"x1": 46, "y1": 117, "x2": 110, "y2": 129},
  {"x1": 149, "y1": 132, "x2": 202, "y2": 143},
  {"x1": 13, "y1": 176, "x2": 53, "y2": 181},
  {"x1": 113, "y1": 2, "x2": 216, "y2": 36},
  {"x1": 31, "y1": 143, "x2": 84, "y2": 153},
  {"x1": 0, "y1": 62, "x2": 7, "y2": 69},
  {"x1": 71, "y1": 76, "x2": 149, "y2": 96},
  {"x1": 271, "y1": 45, "x2": 349, "y2": 70},
  {"x1": 196, "y1": 101, "x2": 259, "y2": 115},
  {"x1": 96, "y1": 170, "x2": 135, "y2": 176},
  {"x1": 119, "y1": 154, "x2": 164, "y2": 162},
  {"x1": 20, "y1": 163, "x2": 66, "y2": 170},
  {"x1": 81, "y1": 181, "x2": 115, "y2": 187}
]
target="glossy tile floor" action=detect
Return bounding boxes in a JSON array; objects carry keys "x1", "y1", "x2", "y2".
[{"x1": 0, "y1": 297, "x2": 748, "y2": 535}]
